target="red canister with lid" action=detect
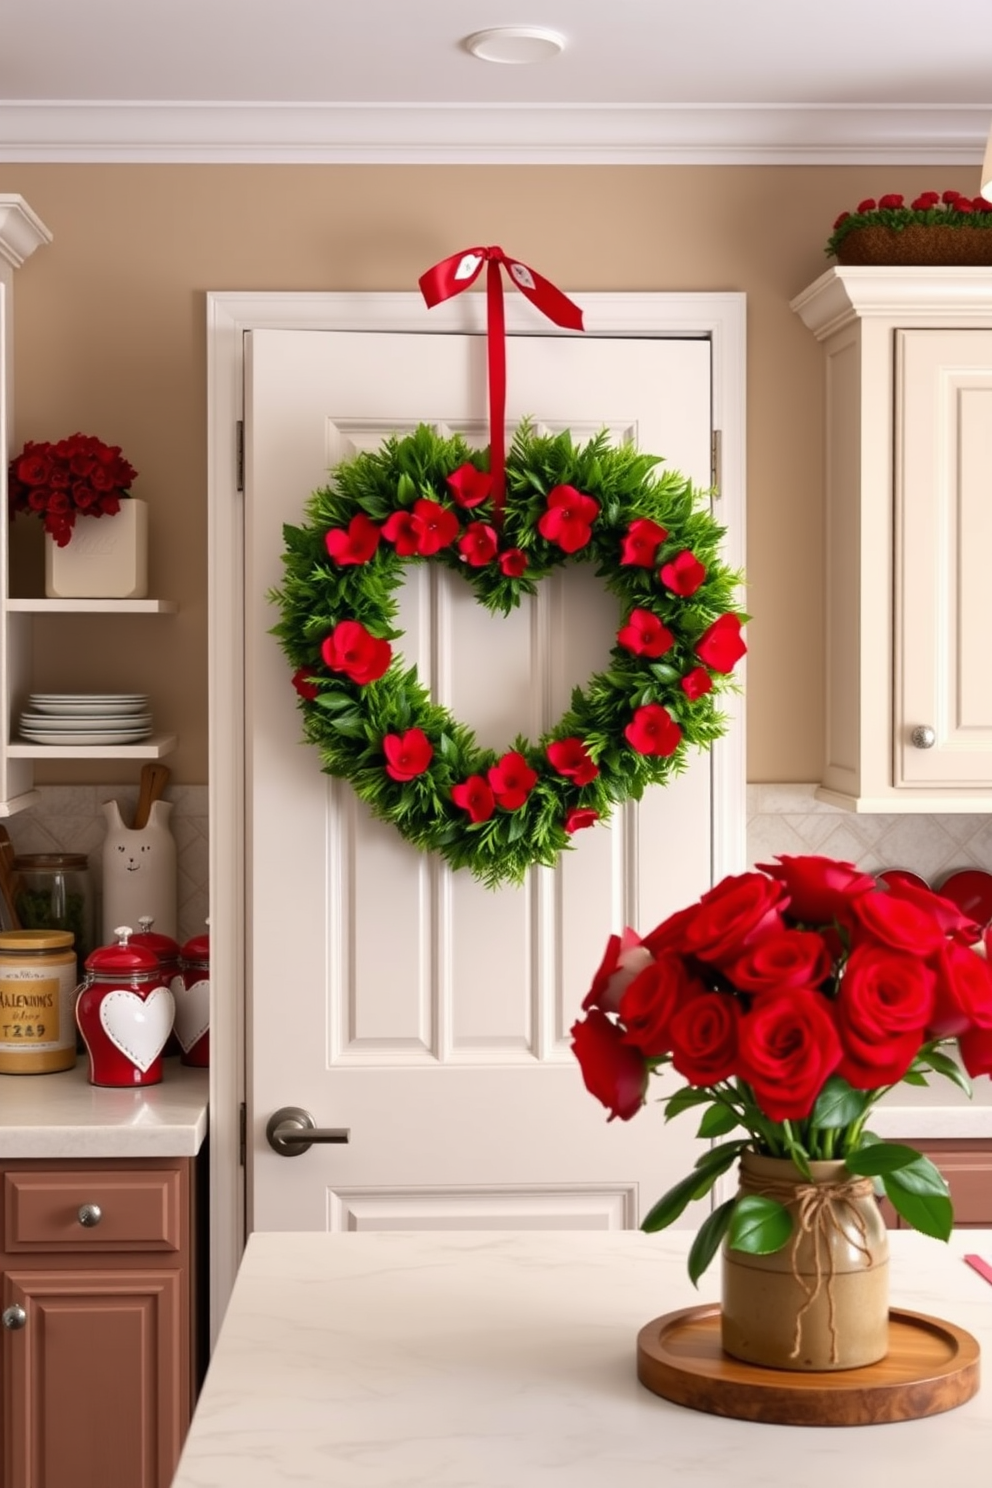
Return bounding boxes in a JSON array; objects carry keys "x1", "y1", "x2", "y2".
[
  {"x1": 176, "y1": 930, "x2": 209, "y2": 1067},
  {"x1": 131, "y1": 915, "x2": 183, "y2": 1056},
  {"x1": 75, "y1": 925, "x2": 175, "y2": 1086}
]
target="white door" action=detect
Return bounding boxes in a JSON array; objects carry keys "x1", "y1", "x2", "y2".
[{"x1": 245, "y1": 326, "x2": 732, "y2": 1233}]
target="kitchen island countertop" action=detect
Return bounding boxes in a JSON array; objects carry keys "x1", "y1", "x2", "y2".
[
  {"x1": 172, "y1": 1227, "x2": 991, "y2": 1488},
  {"x1": 0, "y1": 1058, "x2": 208, "y2": 1156}
]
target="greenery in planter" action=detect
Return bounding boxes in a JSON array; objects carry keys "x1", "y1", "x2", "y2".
[{"x1": 825, "y1": 189, "x2": 992, "y2": 260}]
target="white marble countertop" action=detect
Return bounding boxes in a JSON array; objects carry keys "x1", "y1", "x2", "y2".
[
  {"x1": 172, "y1": 1228, "x2": 992, "y2": 1488},
  {"x1": 0, "y1": 1059, "x2": 208, "y2": 1157}
]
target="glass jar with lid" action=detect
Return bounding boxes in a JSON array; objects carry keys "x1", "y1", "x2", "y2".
[{"x1": 13, "y1": 853, "x2": 95, "y2": 979}]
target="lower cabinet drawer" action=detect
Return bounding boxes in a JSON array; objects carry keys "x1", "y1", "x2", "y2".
[{"x1": 3, "y1": 1168, "x2": 183, "y2": 1252}]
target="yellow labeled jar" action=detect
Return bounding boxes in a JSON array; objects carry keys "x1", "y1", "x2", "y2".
[{"x1": 0, "y1": 930, "x2": 78, "y2": 1074}]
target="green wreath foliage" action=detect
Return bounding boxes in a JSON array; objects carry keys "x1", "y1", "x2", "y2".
[{"x1": 270, "y1": 423, "x2": 746, "y2": 888}]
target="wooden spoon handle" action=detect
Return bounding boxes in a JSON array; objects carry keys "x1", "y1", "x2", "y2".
[{"x1": 133, "y1": 763, "x2": 172, "y2": 831}]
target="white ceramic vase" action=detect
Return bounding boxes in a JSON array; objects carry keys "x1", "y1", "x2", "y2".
[
  {"x1": 101, "y1": 798, "x2": 177, "y2": 943},
  {"x1": 45, "y1": 498, "x2": 148, "y2": 599}
]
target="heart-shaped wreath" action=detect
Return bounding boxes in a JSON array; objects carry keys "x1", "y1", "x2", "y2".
[{"x1": 271, "y1": 422, "x2": 746, "y2": 888}]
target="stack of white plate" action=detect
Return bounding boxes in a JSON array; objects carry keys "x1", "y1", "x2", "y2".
[{"x1": 19, "y1": 693, "x2": 153, "y2": 746}]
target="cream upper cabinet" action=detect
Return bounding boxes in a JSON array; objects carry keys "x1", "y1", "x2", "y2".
[{"x1": 792, "y1": 267, "x2": 992, "y2": 812}]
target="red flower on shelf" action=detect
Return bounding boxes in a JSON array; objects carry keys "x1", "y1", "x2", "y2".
[
  {"x1": 8, "y1": 432, "x2": 138, "y2": 548},
  {"x1": 537, "y1": 484, "x2": 600, "y2": 553},
  {"x1": 571, "y1": 853, "x2": 992, "y2": 1281},
  {"x1": 321, "y1": 620, "x2": 392, "y2": 685},
  {"x1": 383, "y1": 728, "x2": 433, "y2": 782}
]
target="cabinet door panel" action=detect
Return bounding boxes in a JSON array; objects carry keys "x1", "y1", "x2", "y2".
[
  {"x1": 896, "y1": 329, "x2": 992, "y2": 787},
  {"x1": 2, "y1": 1269, "x2": 188, "y2": 1488}
]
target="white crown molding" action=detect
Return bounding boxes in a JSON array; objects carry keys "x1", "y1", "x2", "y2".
[{"x1": 0, "y1": 101, "x2": 989, "y2": 164}]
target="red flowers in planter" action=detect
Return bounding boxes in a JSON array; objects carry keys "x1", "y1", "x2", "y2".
[{"x1": 8, "y1": 432, "x2": 138, "y2": 547}]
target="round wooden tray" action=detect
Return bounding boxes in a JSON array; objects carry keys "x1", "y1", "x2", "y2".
[{"x1": 637, "y1": 1305, "x2": 980, "y2": 1426}]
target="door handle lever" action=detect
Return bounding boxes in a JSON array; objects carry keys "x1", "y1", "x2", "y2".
[{"x1": 266, "y1": 1105, "x2": 351, "y2": 1157}]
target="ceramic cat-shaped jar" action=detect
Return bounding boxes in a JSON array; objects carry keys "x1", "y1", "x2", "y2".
[
  {"x1": 76, "y1": 926, "x2": 175, "y2": 1086},
  {"x1": 101, "y1": 798, "x2": 177, "y2": 943}
]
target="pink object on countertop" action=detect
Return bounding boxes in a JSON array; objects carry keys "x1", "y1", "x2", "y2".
[{"x1": 964, "y1": 1254, "x2": 992, "y2": 1286}]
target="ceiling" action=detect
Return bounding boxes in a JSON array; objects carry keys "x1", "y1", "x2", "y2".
[{"x1": 2, "y1": 0, "x2": 991, "y2": 164}]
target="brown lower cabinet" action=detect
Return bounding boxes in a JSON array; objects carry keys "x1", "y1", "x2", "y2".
[
  {"x1": 0, "y1": 1156, "x2": 196, "y2": 1488},
  {"x1": 879, "y1": 1138, "x2": 992, "y2": 1228}
]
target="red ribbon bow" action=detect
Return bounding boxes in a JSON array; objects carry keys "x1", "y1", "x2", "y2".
[{"x1": 419, "y1": 247, "x2": 584, "y2": 518}]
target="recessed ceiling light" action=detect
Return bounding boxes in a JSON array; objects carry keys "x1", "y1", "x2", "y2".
[{"x1": 464, "y1": 27, "x2": 566, "y2": 65}]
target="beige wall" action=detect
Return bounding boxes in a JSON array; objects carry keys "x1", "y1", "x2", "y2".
[{"x1": 0, "y1": 163, "x2": 981, "y2": 787}]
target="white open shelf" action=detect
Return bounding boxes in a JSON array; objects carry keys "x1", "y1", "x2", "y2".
[
  {"x1": 6, "y1": 733, "x2": 178, "y2": 760},
  {"x1": 7, "y1": 598, "x2": 178, "y2": 613}
]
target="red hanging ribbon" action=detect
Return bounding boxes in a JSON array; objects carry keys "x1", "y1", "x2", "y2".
[{"x1": 419, "y1": 247, "x2": 584, "y2": 518}]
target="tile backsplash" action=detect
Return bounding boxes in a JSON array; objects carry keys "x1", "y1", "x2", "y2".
[
  {"x1": 4, "y1": 782, "x2": 988, "y2": 952},
  {"x1": 4, "y1": 784, "x2": 209, "y2": 947}
]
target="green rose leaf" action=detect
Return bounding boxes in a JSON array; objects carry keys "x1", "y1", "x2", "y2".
[
  {"x1": 727, "y1": 1195, "x2": 793, "y2": 1255},
  {"x1": 687, "y1": 1197, "x2": 737, "y2": 1287}
]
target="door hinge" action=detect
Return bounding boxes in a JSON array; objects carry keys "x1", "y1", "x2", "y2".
[
  {"x1": 236, "y1": 420, "x2": 245, "y2": 493},
  {"x1": 710, "y1": 429, "x2": 722, "y2": 497},
  {"x1": 239, "y1": 1101, "x2": 247, "y2": 1167}
]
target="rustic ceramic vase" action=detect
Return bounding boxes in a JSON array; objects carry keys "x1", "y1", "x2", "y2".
[
  {"x1": 720, "y1": 1151, "x2": 890, "y2": 1372},
  {"x1": 44, "y1": 497, "x2": 148, "y2": 598}
]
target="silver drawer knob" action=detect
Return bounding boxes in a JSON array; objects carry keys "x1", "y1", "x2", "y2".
[
  {"x1": 2, "y1": 1305, "x2": 27, "y2": 1331},
  {"x1": 77, "y1": 1203, "x2": 103, "y2": 1228},
  {"x1": 910, "y1": 725, "x2": 936, "y2": 750}
]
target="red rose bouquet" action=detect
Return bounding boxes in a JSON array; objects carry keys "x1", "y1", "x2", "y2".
[
  {"x1": 7, "y1": 433, "x2": 138, "y2": 547},
  {"x1": 572, "y1": 854, "x2": 992, "y2": 1283}
]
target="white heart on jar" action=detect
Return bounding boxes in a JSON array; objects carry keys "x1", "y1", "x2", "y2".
[
  {"x1": 173, "y1": 978, "x2": 210, "y2": 1052},
  {"x1": 99, "y1": 988, "x2": 175, "y2": 1073}
]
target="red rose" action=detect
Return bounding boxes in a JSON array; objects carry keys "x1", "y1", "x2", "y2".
[
  {"x1": 659, "y1": 550, "x2": 707, "y2": 596},
  {"x1": 695, "y1": 613, "x2": 746, "y2": 673},
  {"x1": 570, "y1": 1009, "x2": 647, "y2": 1121},
  {"x1": 942, "y1": 190, "x2": 962, "y2": 204},
  {"x1": 976, "y1": 196, "x2": 992, "y2": 213},
  {"x1": 487, "y1": 750, "x2": 537, "y2": 810},
  {"x1": 458, "y1": 521, "x2": 498, "y2": 567},
  {"x1": 669, "y1": 990, "x2": 740, "y2": 1086},
  {"x1": 959, "y1": 1024, "x2": 992, "y2": 1078},
  {"x1": 583, "y1": 927, "x2": 655, "y2": 1015},
  {"x1": 680, "y1": 666, "x2": 712, "y2": 700},
  {"x1": 624, "y1": 703, "x2": 682, "y2": 757},
  {"x1": 619, "y1": 955, "x2": 695, "y2": 1057},
  {"x1": 537, "y1": 484, "x2": 600, "y2": 553},
  {"x1": 879, "y1": 193, "x2": 904, "y2": 209},
  {"x1": 13, "y1": 448, "x2": 51, "y2": 486},
  {"x1": 382, "y1": 728, "x2": 433, "y2": 782},
  {"x1": 320, "y1": 620, "x2": 392, "y2": 685},
  {"x1": 736, "y1": 988, "x2": 842, "y2": 1122},
  {"x1": 728, "y1": 929, "x2": 832, "y2": 995},
  {"x1": 446, "y1": 463, "x2": 493, "y2": 508},
  {"x1": 325, "y1": 512, "x2": 381, "y2": 566},
  {"x1": 912, "y1": 192, "x2": 940, "y2": 209},
  {"x1": 883, "y1": 879, "x2": 980, "y2": 944},
  {"x1": 929, "y1": 941, "x2": 992, "y2": 1037},
  {"x1": 832, "y1": 210, "x2": 851, "y2": 229},
  {"x1": 291, "y1": 668, "x2": 320, "y2": 701},
  {"x1": 641, "y1": 902, "x2": 700, "y2": 959},
  {"x1": 451, "y1": 774, "x2": 495, "y2": 823},
  {"x1": 850, "y1": 891, "x2": 946, "y2": 958},
  {"x1": 498, "y1": 548, "x2": 528, "y2": 577},
  {"x1": 756, "y1": 854, "x2": 874, "y2": 925},
  {"x1": 617, "y1": 608, "x2": 674, "y2": 658},
  {"x1": 956, "y1": 199, "x2": 975, "y2": 214},
  {"x1": 564, "y1": 807, "x2": 599, "y2": 834},
  {"x1": 682, "y1": 872, "x2": 787, "y2": 967},
  {"x1": 547, "y1": 737, "x2": 599, "y2": 785},
  {"x1": 857, "y1": 198, "x2": 877, "y2": 212},
  {"x1": 620, "y1": 517, "x2": 668, "y2": 567},
  {"x1": 834, "y1": 946, "x2": 935, "y2": 1088}
]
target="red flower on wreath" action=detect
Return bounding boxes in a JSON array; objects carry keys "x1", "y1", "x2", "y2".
[
  {"x1": 452, "y1": 774, "x2": 496, "y2": 823},
  {"x1": 321, "y1": 620, "x2": 392, "y2": 685},
  {"x1": 291, "y1": 668, "x2": 320, "y2": 701},
  {"x1": 446, "y1": 464, "x2": 493, "y2": 508},
  {"x1": 458, "y1": 522, "x2": 499, "y2": 567},
  {"x1": 498, "y1": 548, "x2": 528, "y2": 578},
  {"x1": 325, "y1": 513, "x2": 381, "y2": 565},
  {"x1": 624, "y1": 703, "x2": 682, "y2": 757},
  {"x1": 620, "y1": 517, "x2": 667, "y2": 567},
  {"x1": 384, "y1": 500, "x2": 460, "y2": 557},
  {"x1": 488, "y1": 751, "x2": 538, "y2": 810},
  {"x1": 680, "y1": 666, "x2": 712, "y2": 700},
  {"x1": 617, "y1": 608, "x2": 674, "y2": 658},
  {"x1": 383, "y1": 728, "x2": 433, "y2": 781},
  {"x1": 547, "y1": 737, "x2": 599, "y2": 785},
  {"x1": 565, "y1": 807, "x2": 600, "y2": 834},
  {"x1": 537, "y1": 485, "x2": 600, "y2": 553},
  {"x1": 660, "y1": 550, "x2": 706, "y2": 597},
  {"x1": 695, "y1": 613, "x2": 746, "y2": 673}
]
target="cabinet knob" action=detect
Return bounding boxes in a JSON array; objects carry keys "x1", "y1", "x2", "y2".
[
  {"x1": 2, "y1": 1305, "x2": 27, "y2": 1331},
  {"x1": 77, "y1": 1203, "x2": 103, "y2": 1228},
  {"x1": 910, "y1": 725, "x2": 936, "y2": 750}
]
